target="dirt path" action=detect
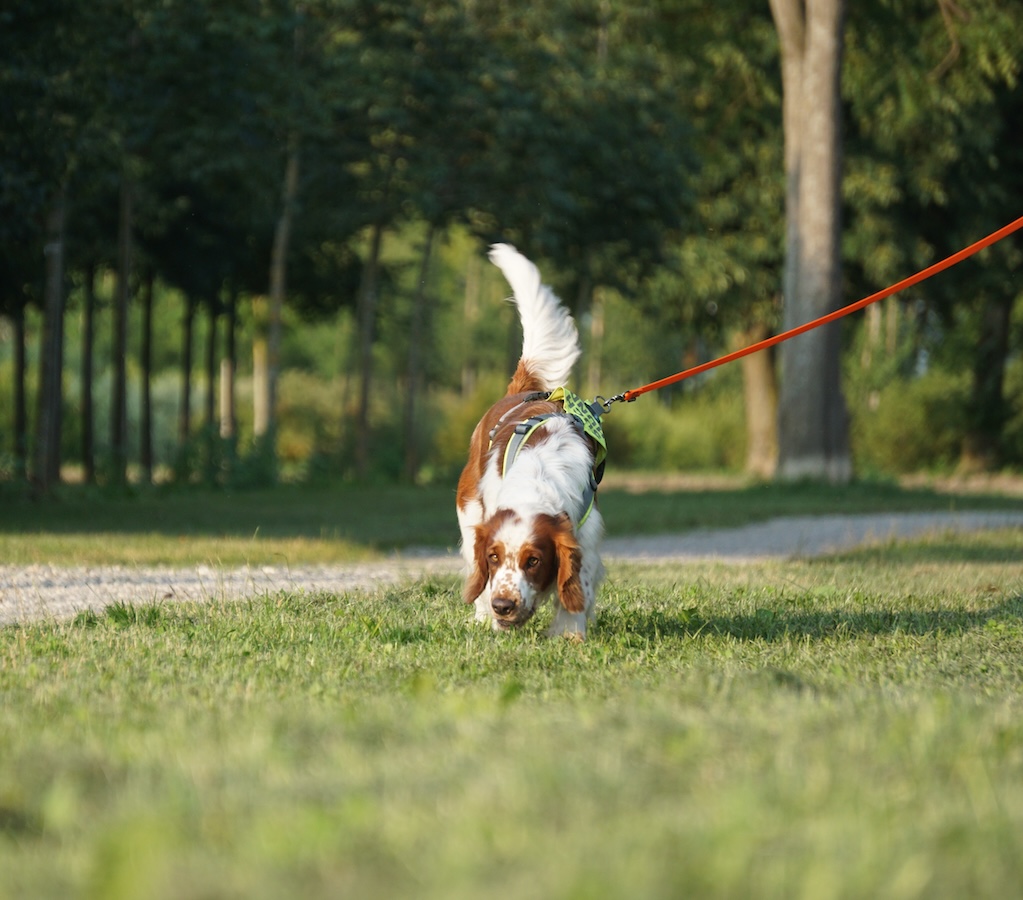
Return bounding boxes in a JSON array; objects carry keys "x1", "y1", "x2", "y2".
[{"x1": 2, "y1": 510, "x2": 1021, "y2": 625}]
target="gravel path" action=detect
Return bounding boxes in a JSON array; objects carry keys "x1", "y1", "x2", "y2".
[{"x1": 2, "y1": 510, "x2": 1020, "y2": 626}]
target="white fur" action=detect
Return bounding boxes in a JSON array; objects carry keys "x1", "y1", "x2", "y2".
[
  {"x1": 488, "y1": 243, "x2": 580, "y2": 389},
  {"x1": 457, "y1": 245, "x2": 605, "y2": 639}
]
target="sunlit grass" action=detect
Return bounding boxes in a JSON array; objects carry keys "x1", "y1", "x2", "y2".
[
  {"x1": 0, "y1": 478, "x2": 1017, "y2": 566},
  {"x1": 2, "y1": 528, "x2": 1022, "y2": 898}
]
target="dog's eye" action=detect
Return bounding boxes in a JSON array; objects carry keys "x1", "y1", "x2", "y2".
[
  {"x1": 488, "y1": 552, "x2": 499, "y2": 565},
  {"x1": 525, "y1": 556, "x2": 540, "y2": 569}
]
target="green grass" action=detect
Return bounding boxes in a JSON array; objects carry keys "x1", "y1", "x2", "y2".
[
  {"x1": 0, "y1": 477, "x2": 1018, "y2": 565},
  {"x1": 3, "y1": 528, "x2": 1023, "y2": 898}
]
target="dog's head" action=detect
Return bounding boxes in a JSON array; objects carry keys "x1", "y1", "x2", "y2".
[{"x1": 465, "y1": 509, "x2": 584, "y2": 628}]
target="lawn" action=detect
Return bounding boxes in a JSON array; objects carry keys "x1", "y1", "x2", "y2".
[
  {"x1": 2, "y1": 512, "x2": 1023, "y2": 898},
  {"x1": 0, "y1": 476, "x2": 1018, "y2": 565}
]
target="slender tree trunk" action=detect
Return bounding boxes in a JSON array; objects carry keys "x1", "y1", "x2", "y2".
[
  {"x1": 81, "y1": 262, "x2": 97, "y2": 484},
  {"x1": 140, "y1": 270, "x2": 155, "y2": 484},
  {"x1": 110, "y1": 178, "x2": 133, "y2": 486},
  {"x1": 586, "y1": 287, "x2": 605, "y2": 401},
  {"x1": 960, "y1": 295, "x2": 1014, "y2": 471},
  {"x1": 254, "y1": 143, "x2": 299, "y2": 464},
  {"x1": 178, "y1": 294, "x2": 196, "y2": 475},
  {"x1": 355, "y1": 221, "x2": 384, "y2": 479},
  {"x1": 403, "y1": 225, "x2": 436, "y2": 483},
  {"x1": 13, "y1": 303, "x2": 28, "y2": 482},
  {"x1": 461, "y1": 253, "x2": 480, "y2": 397},
  {"x1": 34, "y1": 188, "x2": 67, "y2": 491},
  {"x1": 770, "y1": 0, "x2": 851, "y2": 483},
  {"x1": 203, "y1": 295, "x2": 219, "y2": 483},
  {"x1": 220, "y1": 286, "x2": 237, "y2": 443},
  {"x1": 737, "y1": 323, "x2": 778, "y2": 479}
]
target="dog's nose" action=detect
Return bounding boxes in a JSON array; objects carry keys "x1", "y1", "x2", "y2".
[{"x1": 491, "y1": 596, "x2": 516, "y2": 617}]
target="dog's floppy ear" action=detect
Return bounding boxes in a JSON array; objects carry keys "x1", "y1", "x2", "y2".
[
  {"x1": 464, "y1": 524, "x2": 490, "y2": 604},
  {"x1": 552, "y1": 513, "x2": 585, "y2": 613}
]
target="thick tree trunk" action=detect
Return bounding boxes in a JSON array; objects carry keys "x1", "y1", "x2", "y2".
[
  {"x1": 140, "y1": 271, "x2": 154, "y2": 484},
  {"x1": 110, "y1": 178, "x2": 133, "y2": 486},
  {"x1": 403, "y1": 225, "x2": 436, "y2": 483},
  {"x1": 770, "y1": 0, "x2": 851, "y2": 483},
  {"x1": 81, "y1": 262, "x2": 97, "y2": 484},
  {"x1": 960, "y1": 295, "x2": 1014, "y2": 471},
  {"x1": 34, "y1": 189, "x2": 67, "y2": 491},
  {"x1": 355, "y1": 221, "x2": 384, "y2": 479},
  {"x1": 737, "y1": 324, "x2": 778, "y2": 479}
]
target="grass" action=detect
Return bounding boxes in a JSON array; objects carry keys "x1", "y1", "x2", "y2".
[
  {"x1": 2, "y1": 526, "x2": 1023, "y2": 898},
  {"x1": 0, "y1": 476, "x2": 1018, "y2": 566}
]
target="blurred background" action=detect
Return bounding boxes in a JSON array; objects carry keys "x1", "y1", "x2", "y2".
[{"x1": 2, "y1": 0, "x2": 1021, "y2": 490}]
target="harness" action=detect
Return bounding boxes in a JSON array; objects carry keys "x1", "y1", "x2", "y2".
[{"x1": 487, "y1": 387, "x2": 607, "y2": 527}]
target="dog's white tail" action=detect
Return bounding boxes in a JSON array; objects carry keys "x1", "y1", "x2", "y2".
[{"x1": 488, "y1": 243, "x2": 580, "y2": 393}]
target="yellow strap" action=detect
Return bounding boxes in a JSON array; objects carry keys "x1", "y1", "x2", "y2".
[{"x1": 547, "y1": 387, "x2": 607, "y2": 468}]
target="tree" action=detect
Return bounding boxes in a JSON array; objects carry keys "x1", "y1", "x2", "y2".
[{"x1": 769, "y1": 0, "x2": 851, "y2": 483}]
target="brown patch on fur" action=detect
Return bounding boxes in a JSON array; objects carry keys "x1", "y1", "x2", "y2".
[
  {"x1": 535, "y1": 512, "x2": 585, "y2": 613},
  {"x1": 456, "y1": 393, "x2": 562, "y2": 512},
  {"x1": 464, "y1": 508, "x2": 516, "y2": 603}
]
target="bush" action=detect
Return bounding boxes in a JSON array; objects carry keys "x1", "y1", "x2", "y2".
[{"x1": 850, "y1": 369, "x2": 969, "y2": 474}]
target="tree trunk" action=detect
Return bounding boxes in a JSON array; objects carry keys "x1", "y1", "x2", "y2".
[
  {"x1": 34, "y1": 188, "x2": 67, "y2": 491},
  {"x1": 203, "y1": 295, "x2": 219, "y2": 483},
  {"x1": 178, "y1": 294, "x2": 196, "y2": 475},
  {"x1": 355, "y1": 221, "x2": 384, "y2": 479},
  {"x1": 254, "y1": 143, "x2": 299, "y2": 462},
  {"x1": 140, "y1": 270, "x2": 155, "y2": 484},
  {"x1": 737, "y1": 324, "x2": 778, "y2": 479},
  {"x1": 461, "y1": 253, "x2": 481, "y2": 397},
  {"x1": 110, "y1": 177, "x2": 133, "y2": 486},
  {"x1": 587, "y1": 287, "x2": 605, "y2": 401},
  {"x1": 13, "y1": 303, "x2": 28, "y2": 482},
  {"x1": 960, "y1": 295, "x2": 1014, "y2": 471},
  {"x1": 81, "y1": 262, "x2": 97, "y2": 484},
  {"x1": 770, "y1": 0, "x2": 851, "y2": 483},
  {"x1": 220, "y1": 286, "x2": 237, "y2": 444},
  {"x1": 402, "y1": 224, "x2": 436, "y2": 483}
]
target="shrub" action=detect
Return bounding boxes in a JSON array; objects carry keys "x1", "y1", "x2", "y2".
[{"x1": 850, "y1": 369, "x2": 969, "y2": 474}]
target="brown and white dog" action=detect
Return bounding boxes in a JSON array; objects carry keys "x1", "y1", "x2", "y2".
[{"x1": 456, "y1": 244, "x2": 605, "y2": 639}]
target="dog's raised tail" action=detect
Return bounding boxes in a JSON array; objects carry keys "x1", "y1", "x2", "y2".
[{"x1": 488, "y1": 243, "x2": 580, "y2": 394}]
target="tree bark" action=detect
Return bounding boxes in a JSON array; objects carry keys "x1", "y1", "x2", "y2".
[
  {"x1": 13, "y1": 303, "x2": 28, "y2": 482},
  {"x1": 355, "y1": 221, "x2": 384, "y2": 479},
  {"x1": 81, "y1": 262, "x2": 97, "y2": 484},
  {"x1": 178, "y1": 294, "x2": 196, "y2": 474},
  {"x1": 220, "y1": 286, "x2": 238, "y2": 444},
  {"x1": 110, "y1": 178, "x2": 133, "y2": 486},
  {"x1": 140, "y1": 270, "x2": 155, "y2": 484},
  {"x1": 737, "y1": 324, "x2": 778, "y2": 479},
  {"x1": 203, "y1": 295, "x2": 219, "y2": 483},
  {"x1": 402, "y1": 225, "x2": 436, "y2": 483},
  {"x1": 254, "y1": 143, "x2": 299, "y2": 461},
  {"x1": 770, "y1": 0, "x2": 851, "y2": 483},
  {"x1": 34, "y1": 189, "x2": 67, "y2": 491}
]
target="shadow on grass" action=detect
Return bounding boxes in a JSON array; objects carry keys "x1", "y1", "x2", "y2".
[{"x1": 613, "y1": 595, "x2": 1023, "y2": 644}]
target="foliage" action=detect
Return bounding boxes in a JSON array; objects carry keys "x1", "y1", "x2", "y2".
[
  {"x1": 3, "y1": 529, "x2": 1023, "y2": 897},
  {"x1": 1, "y1": 0, "x2": 1022, "y2": 486}
]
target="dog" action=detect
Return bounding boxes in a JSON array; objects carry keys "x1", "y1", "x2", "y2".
[{"x1": 456, "y1": 244, "x2": 605, "y2": 639}]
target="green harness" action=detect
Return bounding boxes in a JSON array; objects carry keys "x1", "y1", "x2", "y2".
[{"x1": 489, "y1": 387, "x2": 607, "y2": 527}]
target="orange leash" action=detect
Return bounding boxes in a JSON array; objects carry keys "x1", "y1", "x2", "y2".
[{"x1": 602, "y1": 214, "x2": 1023, "y2": 408}]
